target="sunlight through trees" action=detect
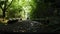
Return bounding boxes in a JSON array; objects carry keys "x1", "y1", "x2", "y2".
[
  {"x1": 5, "y1": 0, "x2": 36, "y2": 20},
  {"x1": 17, "y1": 0, "x2": 36, "y2": 20}
]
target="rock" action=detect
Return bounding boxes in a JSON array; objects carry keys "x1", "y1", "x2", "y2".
[{"x1": 7, "y1": 19, "x2": 18, "y2": 24}]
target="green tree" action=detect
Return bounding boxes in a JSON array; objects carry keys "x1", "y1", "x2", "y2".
[{"x1": 0, "y1": 0, "x2": 13, "y2": 20}]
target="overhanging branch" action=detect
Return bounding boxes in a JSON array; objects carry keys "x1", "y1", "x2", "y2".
[
  {"x1": 0, "y1": 6, "x2": 3, "y2": 10},
  {"x1": 6, "y1": 0, "x2": 13, "y2": 9}
]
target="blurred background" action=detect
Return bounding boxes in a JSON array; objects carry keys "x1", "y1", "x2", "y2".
[{"x1": 0, "y1": 0, "x2": 60, "y2": 32}]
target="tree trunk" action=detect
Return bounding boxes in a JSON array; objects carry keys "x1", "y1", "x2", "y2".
[
  {"x1": 2, "y1": 0, "x2": 7, "y2": 21},
  {"x1": 2, "y1": 9, "x2": 6, "y2": 21}
]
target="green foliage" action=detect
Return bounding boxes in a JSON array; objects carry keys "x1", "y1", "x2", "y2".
[{"x1": 0, "y1": 0, "x2": 37, "y2": 19}]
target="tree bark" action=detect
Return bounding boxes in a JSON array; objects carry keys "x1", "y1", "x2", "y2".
[{"x1": 2, "y1": 9, "x2": 6, "y2": 21}]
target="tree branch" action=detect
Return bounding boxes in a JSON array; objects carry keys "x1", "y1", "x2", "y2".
[
  {"x1": 0, "y1": 6, "x2": 3, "y2": 10},
  {"x1": 6, "y1": 0, "x2": 13, "y2": 9},
  {"x1": 0, "y1": 6, "x2": 2, "y2": 9}
]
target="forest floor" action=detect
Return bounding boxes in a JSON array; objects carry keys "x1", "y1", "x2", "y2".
[{"x1": 0, "y1": 18, "x2": 60, "y2": 32}]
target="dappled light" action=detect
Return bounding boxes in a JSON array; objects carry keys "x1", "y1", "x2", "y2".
[{"x1": 18, "y1": 0, "x2": 36, "y2": 20}]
